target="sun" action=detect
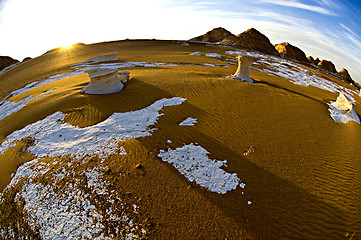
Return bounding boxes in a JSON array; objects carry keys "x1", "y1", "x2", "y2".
[{"x1": 60, "y1": 43, "x2": 76, "y2": 50}]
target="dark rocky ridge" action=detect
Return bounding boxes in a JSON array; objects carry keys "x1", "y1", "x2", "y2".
[
  {"x1": 190, "y1": 27, "x2": 357, "y2": 85},
  {"x1": 190, "y1": 27, "x2": 235, "y2": 43},
  {"x1": 0, "y1": 56, "x2": 19, "y2": 71},
  {"x1": 307, "y1": 56, "x2": 320, "y2": 66},
  {"x1": 336, "y1": 68, "x2": 359, "y2": 87},
  {"x1": 221, "y1": 28, "x2": 279, "y2": 56},
  {"x1": 275, "y1": 42, "x2": 308, "y2": 63},
  {"x1": 318, "y1": 59, "x2": 337, "y2": 73}
]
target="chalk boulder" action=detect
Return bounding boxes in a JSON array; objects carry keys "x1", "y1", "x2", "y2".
[
  {"x1": 332, "y1": 93, "x2": 354, "y2": 111},
  {"x1": 233, "y1": 55, "x2": 258, "y2": 83},
  {"x1": 329, "y1": 93, "x2": 360, "y2": 124},
  {"x1": 81, "y1": 69, "x2": 129, "y2": 95}
]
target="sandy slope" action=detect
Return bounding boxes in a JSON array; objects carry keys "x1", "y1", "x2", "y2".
[{"x1": 0, "y1": 40, "x2": 360, "y2": 239}]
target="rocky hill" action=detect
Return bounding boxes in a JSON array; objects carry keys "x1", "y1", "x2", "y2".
[
  {"x1": 336, "y1": 68, "x2": 358, "y2": 86},
  {"x1": 221, "y1": 28, "x2": 279, "y2": 55},
  {"x1": 190, "y1": 27, "x2": 235, "y2": 43},
  {"x1": 0, "y1": 56, "x2": 19, "y2": 71},
  {"x1": 318, "y1": 59, "x2": 337, "y2": 73},
  {"x1": 275, "y1": 42, "x2": 308, "y2": 62},
  {"x1": 307, "y1": 56, "x2": 320, "y2": 65}
]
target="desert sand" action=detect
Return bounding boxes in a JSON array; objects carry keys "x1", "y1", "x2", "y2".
[{"x1": 0, "y1": 40, "x2": 360, "y2": 239}]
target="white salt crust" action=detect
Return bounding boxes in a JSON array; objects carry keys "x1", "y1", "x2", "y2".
[
  {"x1": 158, "y1": 143, "x2": 240, "y2": 194},
  {"x1": 179, "y1": 117, "x2": 198, "y2": 126},
  {"x1": 1, "y1": 158, "x2": 146, "y2": 239},
  {"x1": 0, "y1": 97, "x2": 186, "y2": 159}
]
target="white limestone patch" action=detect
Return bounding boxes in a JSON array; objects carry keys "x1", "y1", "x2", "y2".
[
  {"x1": 73, "y1": 62, "x2": 178, "y2": 72},
  {"x1": 11, "y1": 71, "x2": 81, "y2": 97},
  {"x1": 205, "y1": 53, "x2": 221, "y2": 58},
  {"x1": 0, "y1": 71, "x2": 83, "y2": 121},
  {"x1": 0, "y1": 96, "x2": 33, "y2": 121},
  {"x1": 189, "y1": 52, "x2": 201, "y2": 56},
  {"x1": 179, "y1": 117, "x2": 198, "y2": 126},
  {"x1": 0, "y1": 97, "x2": 186, "y2": 159},
  {"x1": 158, "y1": 143, "x2": 240, "y2": 194},
  {"x1": 202, "y1": 63, "x2": 229, "y2": 67},
  {"x1": 0, "y1": 158, "x2": 146, "y2": 239},
  {"x1": 0, "y1": 89, "x2": 58, "y2": 121}
]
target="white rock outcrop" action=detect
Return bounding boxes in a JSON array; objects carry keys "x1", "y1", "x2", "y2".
[
  {"x1": 233, "y1": 55, "x2": 258, "y2": 83},
  {"x1": 332, "y1": 93, "x2": 353, "y2": 111},
  {"x1": 328, "y1": 93, "x2": 360, "y2": 124},
  {"x1": 117, "y1": 70, "x2": 130, "y2": 83},
  {"x1": 81, "y1": 68, "x2": 128, "y2": 95}
]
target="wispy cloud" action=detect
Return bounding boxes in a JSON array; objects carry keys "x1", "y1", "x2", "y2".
[
  {"x1": 314, "y1": 0, "x2": 340, "y2": 9},
  {"x1": 339, "y1": 23, "x2": 361, "y2": 40},
  {"x1": 259, "y1": 0, "x2": 336, "y2": 16}
]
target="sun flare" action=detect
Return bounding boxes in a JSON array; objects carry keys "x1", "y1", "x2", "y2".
[{"x1": 60, "y1": 43, "x2": 75, "y2": 50}]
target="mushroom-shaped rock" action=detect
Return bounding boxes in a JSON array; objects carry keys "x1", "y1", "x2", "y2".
[
  {"x1": 331, "y1": 93, "x2": 353, "y2": 111},
  {"x1": 233, "y1": 55, "x2": 258, "y2": 83},
  {"x1": 81, "y1": 68, "x2": 124, "y2": 94}
]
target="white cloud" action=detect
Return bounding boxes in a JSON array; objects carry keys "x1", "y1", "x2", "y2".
[
  {"x1": 259, "y1": 0, "x2": 336, "y2": 15},
  {"x1": 339, "y1": 23, "x2": 361, "y2": 40},
  {"x1": 314, "y1": 0, "x2": 340, "y2": 9}
]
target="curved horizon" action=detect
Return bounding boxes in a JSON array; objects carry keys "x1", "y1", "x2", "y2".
[{"x1": 0, "y1": 0, "x2": 360, "y2": 83}]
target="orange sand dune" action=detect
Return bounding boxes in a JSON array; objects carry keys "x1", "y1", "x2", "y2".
[{"x1": 0, "y1": 40, "x2": 360, "y2": 239}]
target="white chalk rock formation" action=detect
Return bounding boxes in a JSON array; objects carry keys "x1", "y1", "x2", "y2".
[
  {"x1": 328, "y1": 92, "x2": 360, "y2": 124},
  {"x1": 81, "y1": 68, "x2": 127, "y2": 95},
  {"x1": 117, "y1": 70, "x2": 130, "y2": 83},
  {"x1": 332, "y1": 93, "x2": 353, "y2": 111},
  {"x1": 233, "y1": 55, "x2": 258, "y2": 83}
]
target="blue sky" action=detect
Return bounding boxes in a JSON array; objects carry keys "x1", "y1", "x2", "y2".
[{"x1": 0, "y1": 0, "x2": 360, "y2": 83}]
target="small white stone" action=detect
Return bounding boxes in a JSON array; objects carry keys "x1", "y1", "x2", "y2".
[{"x1": 179, "y1": 117, "x2": 198, "y2": 126}]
